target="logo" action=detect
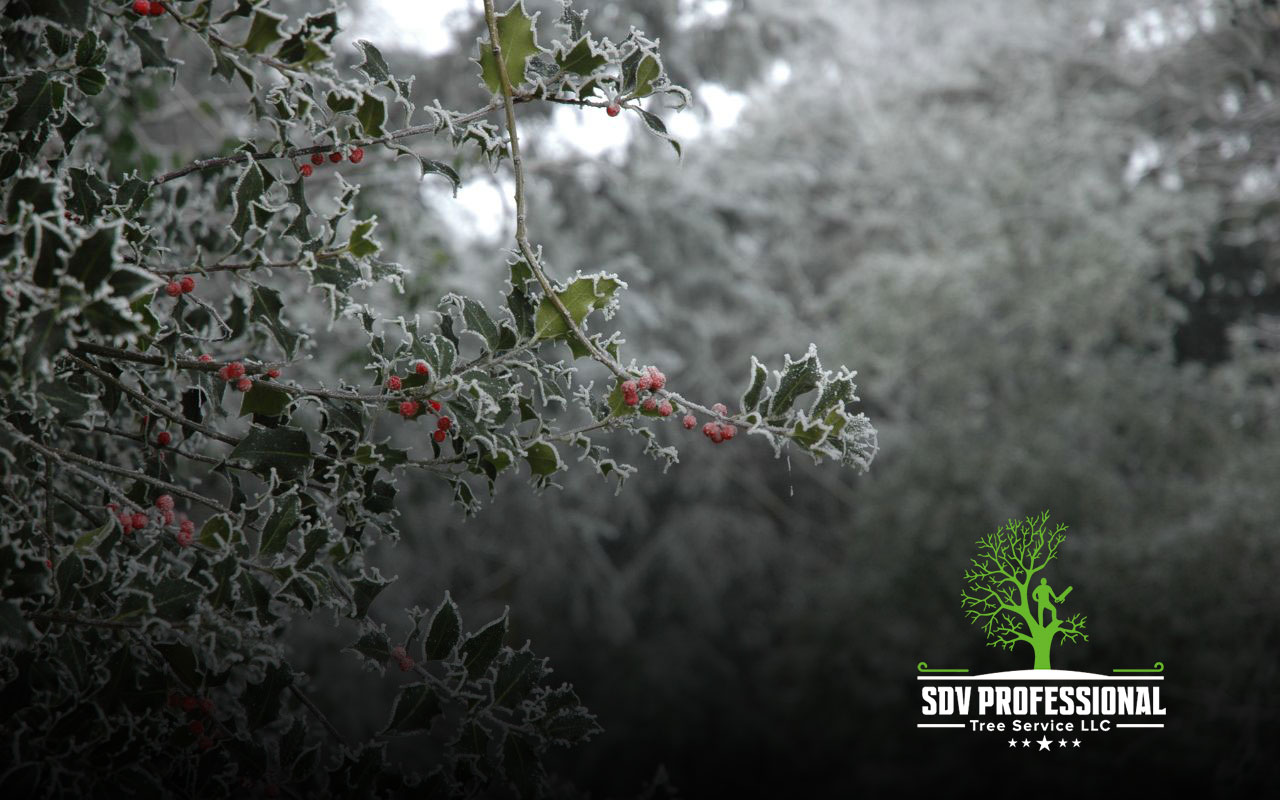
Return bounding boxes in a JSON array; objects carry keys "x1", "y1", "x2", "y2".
[{"x1": 917, "y1": 511, "x2": 1166, "y2": 750}]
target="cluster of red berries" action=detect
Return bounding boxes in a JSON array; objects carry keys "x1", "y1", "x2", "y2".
[
  {"x1": 698, "y1": 403, "x2": 738, "y2": 444},
  {"x1": 131, "y1": 1, "x2": 165, "y2": 16},
  {"x1": 166, "y1": 691, "x2": 217, "y2": 750},
  {"x1": 163, "y1": 275, "x2": 197, "y2": 298},
  {"x1": 216, "y1": 360, "x2": 253, "y2": 392},
  {"x1": 390, "y1": 645, "x2": 415, "y2": 672},
  {"x1": 63, "y1": 211, "x2": 83, "y2": 224},
  {"x1": 621, "y1": 366, "x2": 673, "y2": 416},
  {"x1": 299, "y1": 146, "x2": 365, "y2": 177}
]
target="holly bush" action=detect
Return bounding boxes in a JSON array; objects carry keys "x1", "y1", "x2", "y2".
[{"x1": 0, "y1": 0, "x2": 877, "y2": 796}]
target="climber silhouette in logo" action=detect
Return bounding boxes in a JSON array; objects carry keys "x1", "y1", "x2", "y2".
[{"x1": 1032, "y1": 577, "x2": 1072, "y2": 627}]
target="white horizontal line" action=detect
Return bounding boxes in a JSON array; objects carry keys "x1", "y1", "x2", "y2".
[
  {"x1": 1115, "y1": 723, "x2": 1165, "y2": 728},
  {"x1": 916, "y1": 724, "x2": 966, "y2": 729}
]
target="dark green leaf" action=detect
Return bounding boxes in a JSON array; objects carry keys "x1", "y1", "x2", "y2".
[
  {"x1": 462, "y1": 612, "x2": 507, "y2": 679},
  {"x1": 242, "y1": 9, "x2": 286, "y2": 54},
  {"x1": 259, "y1": 495, "x2": 300, "y2": 556},
  {"x1": 239, "y1": 382, "x2": 292, "y2": 417},
  {"x1": 228, "y1": 426, "x2": 313, "y2": 481},
  {"x1": 424, "y1": 594, "x2": 461, "y2": 659},
  {"x1": 3, "y1": 73, "x2": 66, "y2": 133},
  {"x1": 386, "y1": 683, "x2": 440, "y2": 732}
]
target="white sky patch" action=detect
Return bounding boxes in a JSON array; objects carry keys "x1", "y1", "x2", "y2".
[
  {"x1": 343, "y1": 0, "x2": 474, "y2": 56},
  {"x1": 541, "y1": 105, "x2": 634, "y2": 161},
  {"x1": 425, "y1": 176, "x2": 512, "y2": 242},
  {"x1": 676, "y1": 0, "x2": 731, "y2": 31}
]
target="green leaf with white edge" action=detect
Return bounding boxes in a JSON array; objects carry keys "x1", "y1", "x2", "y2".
[
  {"x1": 199, "y1": 515, "x2": 232, "y2": 548},
  {"x1": 476, "y1": 0, "x2": 543, "y2": 93},
  {"x1": 635, "y1": 108, "x2": 682, "y2": 159},
  {"x1": 387, "y1": 143, "x2": 462, "y2": 195},
  {"x1": 230, "y1": 161, "x2": 266, "y2": 241},
  {"x1": 74, "y1": 30, "x2": 99, "y2": 67},
  {"x1": 607, "y1": 378, "x2": 638, "y2": 417},
  {"x1": 356, "y1": 92, "x2": 386, "y2": 137},
  {"x1": 152, "y1": 577, "x2": 203, "y2": 621},
  {"x1": 2, "y1": 73, "x2": 66, "y2": 132},
  {"x1": 768, "y1": 344, "x2": 823, "y2": 416},
  {"x1": 248, "y1": 284, "x2": 301, "y2": 358},
  {"x1": 242, "y1": 9, "x2": 286, "y2": 54},
  {"x1": 523, "y1": 441, "x2": 560, "y2": 477},
  {"x1": 386, "y1": 683, "x2": 441, "y2": 732},
  {"x1": 462, "y1": 611, "x2": 508, "y2": 679},
  {"x1": 65, "y1": 225, "x2": 117, "y2": 292},
  {"x1": 632, "y1": 55, "x2": 660, "y2": 98},
  {"x1": 259, "y1": 495, "x2": 300, "y2": 556},
  {"x1": 554, "y1": 36, "x2": 606, "y2": 76},
  {"x1": 812, "y1": 369, "x2": 857, "y2": 416},
  {"x1": 347, "y1": 218, "x2": 381, "y2": 258},
  {"x1": 229, "y1": 426, "x2": 312, "y2": 481},
  {"x1": 75, "y1": 68, "x2": 106, "y2": 96},
  {"x1": 454, "y1": 295, "x2": 501, "y2": 349},
  {"x1": 350, "y1": 571, "x2": 392, "y2": 618},
  {"x1": 741, "y1": 355, "x2": 769, "y2": 411},
  {"x1": 354, "y1": 40, "x2": 391, "y2": 82},
  {"x1": 425, "y1": 594, "x2": 461, "y2": 659},
  {"x1": 533, "y1": 273, "x2": 624, "y2": 341},
  {"x1": 129, "y1": 27, "x2": 178, "y2": 71},
  {"x1": 74, "y1": 519, "x2": 113, "y2": 550}
]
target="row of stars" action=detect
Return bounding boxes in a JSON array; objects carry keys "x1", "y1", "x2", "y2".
[{"x1": 1009, "y1": 737, "x2": 1082, "y2": 750}]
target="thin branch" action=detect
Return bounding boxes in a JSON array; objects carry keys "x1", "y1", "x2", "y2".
[
  {"x1": 288, "y1": 684, "x2": 349, "y2": 746},
  {"x1": 149, "y1": 101, "x2": 503, "y2": 186},
  {"x1": 69, "y1": 352, "x2": 241, "y2": 445},
  {"x1": 30, "y1": 611, "x2": 146, "y2": 630},
  {"x1": 10, "y1": 429, "x2": 230, "y2": 515}
]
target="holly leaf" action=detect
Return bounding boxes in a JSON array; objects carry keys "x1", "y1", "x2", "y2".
[
  {"x1": 242, "y1": 9, "x2": 286, "y2": 55},
  {"x1": 532, "y1": 273, "x2": 624, "y2": 341},
  {"x1": 3, "y1": 72, "x2": 66, "y2": 132},
  {"x1": 228, "y1": 426, "x2": 312, "y2": 481},
  {"x1": 476, "y1": 1, "x2": 543, "y2": 93}
]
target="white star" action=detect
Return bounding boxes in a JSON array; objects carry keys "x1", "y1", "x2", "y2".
[
  {"x1": 1022, "y1": 739, "x2": 1031, "y2": 748},
  {"x1": 1072, "y1": 739, "x2": 1082, "y2": 748},
  {"x1": 1036, "y1": 736, "x2": 1052, "y2": 751},
  {"x1": 1058, "y1": 739, "x2": 1068, "y2": 748},
  {"x1": 1008, "y1": 738, "x2": 1018, "y2": 748}
]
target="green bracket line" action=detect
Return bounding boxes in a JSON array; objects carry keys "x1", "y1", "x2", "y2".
[
  {"x1": 1112, "y1": 661, "x2": 1164, "y2": 673},
  {"x1": 917, "y1": 662, "x2": 970, "y2": 673}
]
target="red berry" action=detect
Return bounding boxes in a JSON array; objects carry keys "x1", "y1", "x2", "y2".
[
  {"x1": 224, "y1": 361, "x2": 245, "y2": 380},
  {"x1": 188, "y1": 720, "x2": 204, "y2": 736},
  {"x1": 386, "y1": 375, "x2": 402, "y2": 391},
  {"x1": 658, "y1": 401, "x2": 673, "y2": 417},
  {"x1": 266, "y1": 367, "x2": 281, "y2": 379},
  {"x1": 348, "y1": 147, "x2": 364, "y2": 164},
  {"x1": 299, "y1": 164, "x2": 313, "y2": 177},
  {"x1": 646, "y1": 367, "x2": 667, "y2": 390},
  {"x1": 236, "y1": 377, "x2": 253, "y2": 392},
  {"x1": 131, "y1": 512, "x2": 148, "y2": 530},
  {"x1": 132, "y1": 0, "x2": 150, "y2": 14},
  {"x1": 415, "y1": 362, "x2": 429, "y2": 375},
  {"x1": 310, "y1": 153, "x2": 324, "y2": 166},
  {"x1": 702, "y1": 422, "x2": 718, "y2": 438},
  {"x1": 399, "y1": 400, "x2": 419, "y2": 419},
  {"x1": 44, "y1": 558, "x2": 53, "y2": 569},
  {"x1": 197, "y1": 736, "x2": 214, "y2": 751},
  {"x1": 176, "y1": 529, "x2": 194, "y2": 548},
  {"x1": 118, "y1": 512, "x2": 133, "y2": 532},
  {"x1": 636, "y1": 375, "x2": 652, "y2": 391},
  {"x1": 641, "y1": 397, "x2": 657, "y2": 412},
  {"x1": 712, "y1": 402, "x2": 728, "y2": 416},
  {"x1": 200, "y1": 697, "x2": 214, "y2": 714},
  {"x1": 429, "y1": 400, "x2": 441, "y2": 412},
  {"x1": 329, "y1": 151, "x2": 342, "y2": 163},
  {"x1": 161, "y1": 510, "x2": 174, "y2": 526},
  {"x1": 179, "y1": 276, "x2": 195, "y2": 293},
  {"x1": 165, "y1": 282, "x2": 182, "y2": 297},
  {"x1": 623, "y1": 391, "x2": 639, "y2": 406},
  {"x1": 198, "y1": 354, "x2": 213, "y2": 363},
  {"x1": 155, "y1": 494, "x2": 175, "y2": 512},
  {"x1": 720, "y1": 424, "x2": 737, "y2": 441},
  {"x1": 182, "y1": 695, "x2": 197, "y2": 712},
  {"x1": 391, "y1": 646, "x2": 407, "y2": 661},
  {"x1": 606, "y1": 104, "x2": 620, "y2": 117},
  {"x1": 682, "y1": 414, "x2": 696, "y2": 430},
  {"x1": 180, "y1": 519, "x2": 195, "y2": 537},
  {"x1": 432, "y1": 429, "x2": 446, "y2": 443},
  {"x1": 156, "y1": 431, "x2": 172, "y2": 446},
  {"x1": 149, "y1": 1, "x2": 165, "y2": 15},
  {"x1": 436, "y1": 416, "x2": 452, "y2": 432}
]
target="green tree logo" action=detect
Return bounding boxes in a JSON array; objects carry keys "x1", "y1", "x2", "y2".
[{"x1": 961, "y1": 511, "x2": 1088, "y2": 669}]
